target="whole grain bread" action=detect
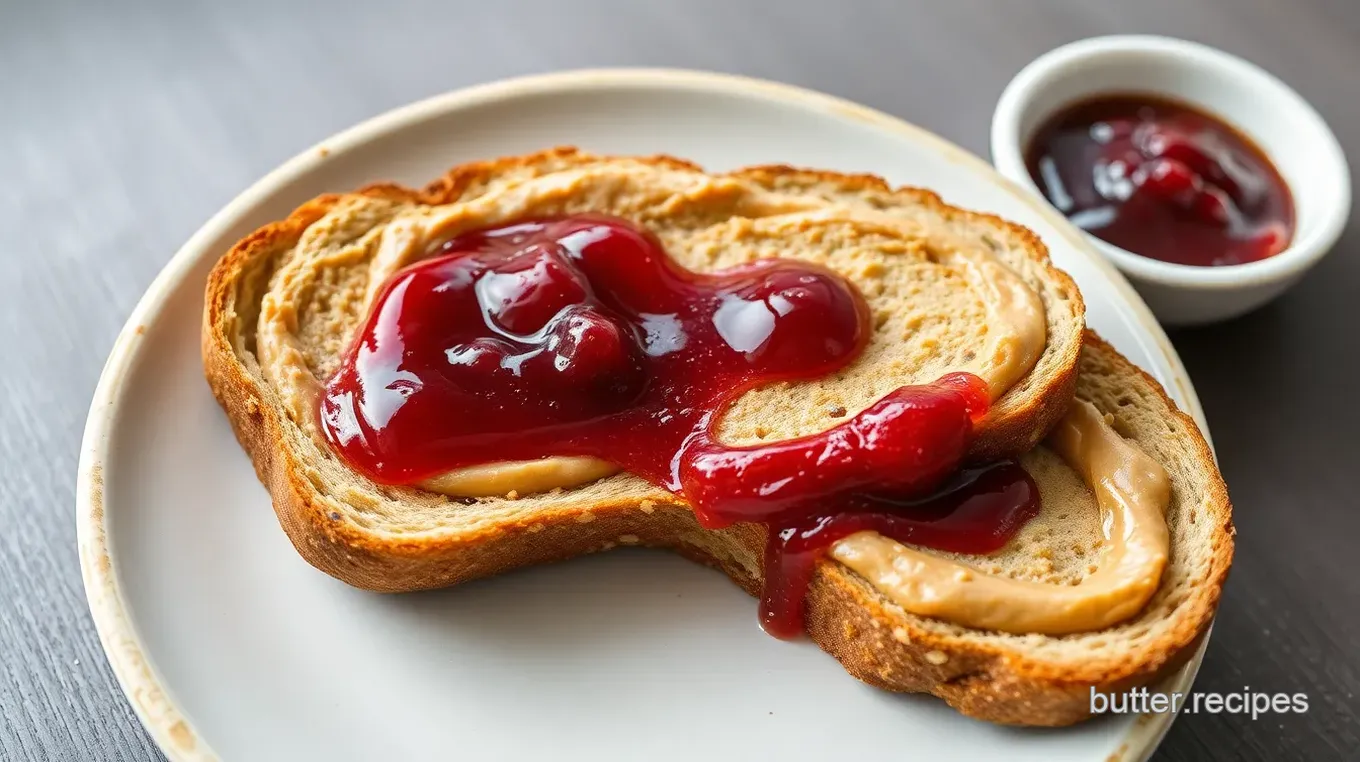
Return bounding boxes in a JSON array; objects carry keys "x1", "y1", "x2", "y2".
[{"x1": 202, "y1": 149, "x2": 1230, "y2": 726}]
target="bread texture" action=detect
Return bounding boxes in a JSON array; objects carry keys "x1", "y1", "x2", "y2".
[{"x1": 203, "y1": 149, "x2": 1229, "y2": 726}]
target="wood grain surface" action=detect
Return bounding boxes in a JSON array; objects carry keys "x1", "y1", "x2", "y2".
[{"x1": 2, "y1": 0, "x2": 1357, "y2": 759}]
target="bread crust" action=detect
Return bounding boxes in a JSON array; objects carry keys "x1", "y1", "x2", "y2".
[{"x1": 203, "y1": 148, "x2": 1228, "y2": 726}]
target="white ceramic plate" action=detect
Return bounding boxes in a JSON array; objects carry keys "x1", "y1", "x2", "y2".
[{"x1": 78, "y1": 69, "x2": 1212, "y2": 762}]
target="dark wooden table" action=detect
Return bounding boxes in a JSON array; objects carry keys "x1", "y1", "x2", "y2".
[{"x1": 3, "y1": 1, "x2": 1357, "y2": 759}]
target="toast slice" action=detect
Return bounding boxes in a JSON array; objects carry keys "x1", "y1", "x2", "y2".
[{"x1": 202, "y1": 149, "x2": 1228, "y2": 726}]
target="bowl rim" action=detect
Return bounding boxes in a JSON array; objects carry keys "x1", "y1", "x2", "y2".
[{"x1": 991, "y1": 34, "x2": 1351, "y2": 290}]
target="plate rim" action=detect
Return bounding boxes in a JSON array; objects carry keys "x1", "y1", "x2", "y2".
[{"x1": 75, "y1": 67, "x2": 1211, "y2": 762}]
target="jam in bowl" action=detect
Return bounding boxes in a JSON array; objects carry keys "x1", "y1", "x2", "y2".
[
  {"x1": 1025, "y1": 93, "x2": 1295, "y2": 268},
  {"x1": 993, "y1": 36, "x2": 1350, "y2": 324}
]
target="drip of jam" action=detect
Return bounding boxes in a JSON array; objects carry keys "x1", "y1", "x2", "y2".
[
  {"x1": 1025, "y1": 94, "x2": 1294, "y2": 267},
  {"x1": 321, "y1": 215, "x2": 1038, "y2": 636},
  {"x1": 760, "y1": 460, "x2": 1039, "y2": 638}
]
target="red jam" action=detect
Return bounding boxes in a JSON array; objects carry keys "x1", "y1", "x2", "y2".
[
  {"x1": 761, "y1": 460, "x2": 1038, "y2": 637},
  {"x1": 321, "y1": 215, "x2": 1038, "y2": 636},
  {"x1": 1025, "y1": 94, "x2": 1294, "y2": 267}
]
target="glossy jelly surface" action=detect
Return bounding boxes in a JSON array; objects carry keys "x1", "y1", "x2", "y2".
[
  {"x1": 1026, "y1": 94, "x2": 1294, "y2": 267},
  {"x1": 321, "y1": 215, "x2": 1037, "y2": 636}
]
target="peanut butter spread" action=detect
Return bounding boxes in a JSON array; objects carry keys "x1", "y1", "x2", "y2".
[
  {"x1": 258, "y1": 161, "x2": 1047, "y2": 497},
  {"x1": 831, "y1": 400, "x2": 1171, "y2": 634},
  {"x1": 251, "y1": 159, "x2": 1147, "y2": 633}
]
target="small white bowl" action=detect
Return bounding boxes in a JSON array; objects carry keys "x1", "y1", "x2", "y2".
[{"x1": 991, "y1": 35, "x2": 1351, "y2": 326}]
